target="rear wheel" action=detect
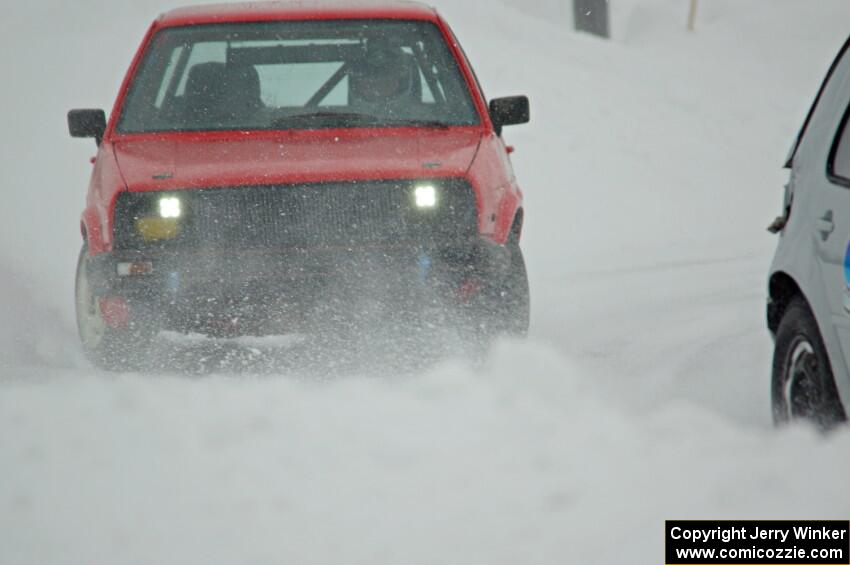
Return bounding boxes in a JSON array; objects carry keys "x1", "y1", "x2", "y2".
[
  {"x1": 772, "y1": 298, "x2": 846, "y2": 430},
  {"x1": 75, "y1": 245, "x2": 152, "y2": 370}
]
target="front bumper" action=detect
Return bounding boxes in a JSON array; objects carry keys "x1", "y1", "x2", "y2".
[{"x1": 87, "y1": 240, "x2": 507, "y2": 335}]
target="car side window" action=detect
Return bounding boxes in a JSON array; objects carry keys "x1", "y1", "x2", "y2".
[
  {"x1": 831, "y1": 105, "x2": 850, "y2": 182},
  {"x1": 175, "y1": 42, "x2": 227, "y2": 96},
  {"x1": 255, "y1": 62, "x2": 346, "y2": 107},
  {"x1": 154, "y1": 46, "x2": 185, "y2": 108}
]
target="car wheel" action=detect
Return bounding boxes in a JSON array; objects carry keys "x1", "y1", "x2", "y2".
[
  {"x1": 494, "y1": 240, "x2": 530, "y2": 337},
  {"x1": 75, "y1": 245, "x2": 151, "y2": 370},
  {"x1": 467, "y1": 239, "x2": 530, "y2": 341},
  {"x1": 772, "y1": 297, "x2": 846, "y2": 430}
]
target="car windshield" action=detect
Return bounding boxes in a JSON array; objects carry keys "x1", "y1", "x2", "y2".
[{"x1": 117, "y1": 20, "x2": 481, "y2": 133}]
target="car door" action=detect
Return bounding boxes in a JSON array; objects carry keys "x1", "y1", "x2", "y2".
[{"x1": 811, "y1": 50, "x2": 850, "y2": 361}]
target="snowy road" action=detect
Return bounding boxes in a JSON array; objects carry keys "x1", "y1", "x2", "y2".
[
  {"x1": 535, "y1": 250, "x2": 774, "y2": 427},
  {"x1": 3, "y1": 1, "x2": 850, "y2": 563}
]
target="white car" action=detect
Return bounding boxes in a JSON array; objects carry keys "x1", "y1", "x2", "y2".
[{"x1": 768, "y1": 35, "x2": 850, "y2": 429}]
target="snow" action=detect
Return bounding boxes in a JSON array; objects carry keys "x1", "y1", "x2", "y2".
[{"x1": 3, "y1": 1, "x2": 850, "y2": 563}]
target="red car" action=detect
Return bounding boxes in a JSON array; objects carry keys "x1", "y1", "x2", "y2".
[{"x1": 69, "y1": 0, "x2": 530, "y2": 368}]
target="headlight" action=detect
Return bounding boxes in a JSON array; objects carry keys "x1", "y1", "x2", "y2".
[
  {"x1": 414, "y1": 184, "x2": 437, "y2": 209},
  {"x1": 158, "y1": 196, "x2": 182, "y2": 219},
  {"x1": 135, "y1": 195, "x2": 183, "y2": 242}
]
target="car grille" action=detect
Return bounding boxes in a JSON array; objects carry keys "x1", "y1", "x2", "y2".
[{"x1": 113, "y1": 179, "x2": 478, "y2": 251}]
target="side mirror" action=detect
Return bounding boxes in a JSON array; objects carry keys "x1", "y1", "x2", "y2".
[
  {"x1": 489, "y1": 96, "x2": 530, "y2": 135},
  {"x1": 68, "y1": 109, "x2": 107, "y2": 145}
]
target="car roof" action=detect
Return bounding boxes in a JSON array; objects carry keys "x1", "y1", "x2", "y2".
[{"x1": 157, "y1": 1, "x2": 438, "y2": 27}]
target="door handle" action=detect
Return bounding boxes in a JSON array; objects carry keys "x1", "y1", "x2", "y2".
[{"x1": 818, "y1": 210, "x2": 835, "y2": 240}]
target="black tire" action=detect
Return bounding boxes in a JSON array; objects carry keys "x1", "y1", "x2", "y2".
[
  {"x1": 494, "y1": 241, "x2": 530, "y2": 337},
  {"x1": 467, "y1": 239, "x2": 530, "y2": 341},
  {"x1": 772, "y1": 297, "x2": 846, "y2": 430},
  {"x1": 75, "y1": 245, "x2": 152, "y2": 371}
]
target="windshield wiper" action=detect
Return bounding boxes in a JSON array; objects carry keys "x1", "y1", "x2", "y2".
[
  {"x1": 271, "y1": 112, "x2": 452, "y2": 130},
  {"x1": 271, "y1": 112, "x2": 379, "y2": 128},
  {"x1": 380, "y1": 118, "x2": 452, "y2": 129}
]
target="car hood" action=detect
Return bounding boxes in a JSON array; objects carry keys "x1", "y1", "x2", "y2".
[{"x1": 112, "y1": 128, "x2": 482, "y2": 192}]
